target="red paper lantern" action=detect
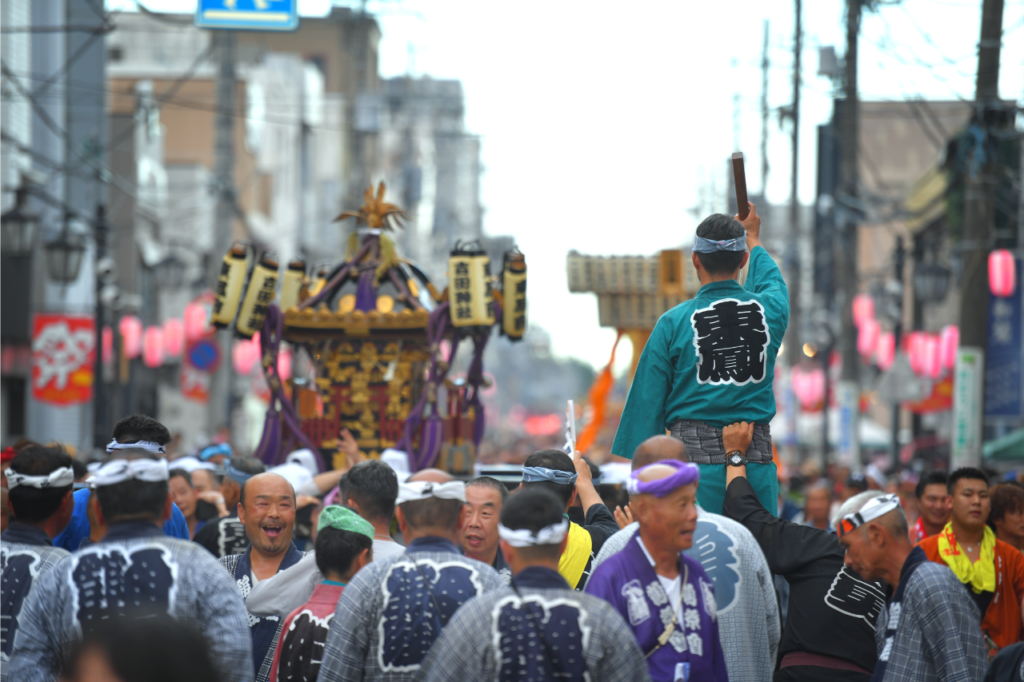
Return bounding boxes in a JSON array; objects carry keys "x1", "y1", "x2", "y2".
[
  {"x1": 857, "y1": 318, "x2": 881, "y2": 359},
  {"x1": 907, "y1": 332, "x2": 926, "y2": 375},
  {"x1": 162, "y1": 318, "x2": 184, "y2": 357},
  {"x1": 232, "y1": 339, "x2": 258, "y2": 375},
  {"x1": 852, "y1": 293, "x2": 875, "y2": 328},
  {"x1": 876, "y1": 331, "x2": 896, "y2": 371},
  {"x1": 143, "y1": 326, "x2": 164, "y2": 368},
  {"x1": 119, "y1": 315, "x2": 143, "y2": 359},
  {"x1": 989, "y1": 249, "x2": 1016, "y2": 298},
  {"x1": 101, "y1": 326, "x2": 114, "y2": 365},
  {"x1": 939, "y1": 325, "x2": 959, "y2": 370},
  {"x1": 791, "y1": 366, "x2": 825, "y2": 410},
  {"x1": 184, "y1": 301, "x2": 210, "y2": 342}
]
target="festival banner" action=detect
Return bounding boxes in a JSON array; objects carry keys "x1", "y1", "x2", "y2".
[{"x1": 31, "y1": 313, "x2": 95, "y2": 406}]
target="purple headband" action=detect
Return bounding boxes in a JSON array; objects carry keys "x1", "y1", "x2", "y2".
[{"x1": 625, "y1": 459, "x2": 700, "y2": 497}]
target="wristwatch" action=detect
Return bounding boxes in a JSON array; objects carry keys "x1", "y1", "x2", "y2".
[{"x1": 726, "y1": 451, "x2": 748, "y2": 467}]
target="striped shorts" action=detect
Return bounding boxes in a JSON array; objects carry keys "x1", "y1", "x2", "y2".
[{"x1": 668, "y1": 420, "x2": 774, "y2": 464}]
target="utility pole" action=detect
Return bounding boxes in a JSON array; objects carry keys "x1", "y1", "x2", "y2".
[
  {"x1": 953, "y1": 0, "x2": 1005, "y2": 467},
  {"x1": 786, "y1": 0, "x2": 802, "y2": 368},
  {"x1": 760, "y1": 20, "x2": 770, "y2": 194},
  {"x1": 837, "y1": 0, "x2": 862, "y2": 470},
  {"x1": 890, "y1": 236, "x2": 904, "y2": 459},
  {"x1": 92, "y1": 204, "x2": 109, "y2": 448},
  {"x1": 207, "y1": 31, "x2": 237, "y2": 435}
]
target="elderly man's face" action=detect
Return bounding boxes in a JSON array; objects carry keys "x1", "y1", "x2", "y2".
[
  {"x1": 238, "y1": 474, "x2": 296, "y2": 557},
  {"x1": 635, "y1": 482, "x2": 699, "y2": 553},
  {"x1": 462, "y1": 485, "x2": 502, "y2": 561},
  {"x1": 839, "y1": 526, "x2": 885, "y2": 582}
]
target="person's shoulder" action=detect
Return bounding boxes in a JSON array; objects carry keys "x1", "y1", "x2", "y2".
[
  {"x1": 910, "y1": 560, "x2": 962, "y2": 593},
  {"x1": 994, "y1": 539, "x2": 1024, "y2": 565},
  {"x1": 917, "y1": 533, "x2": 941, "y2": 554},
  {"x1": 588, "y1": 544, "x2": 630, "y2": 582},
  {"x1": 681, "y1": 550, "x2": 711, "y2": 580}
]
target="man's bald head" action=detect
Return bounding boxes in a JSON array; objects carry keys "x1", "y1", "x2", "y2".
[
  {"x1": 407, "y1": 469, "x2": 453, "y2": 484},
  {"x1": 240, "y1": 472, "x2": 295, "y2": 508},
  {"x1": 632, "y1": 436, "x2": 687, "y2": 471}
]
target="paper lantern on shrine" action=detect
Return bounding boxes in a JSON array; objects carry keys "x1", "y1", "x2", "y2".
[
  {"x1": 119, "y1": 315, "x2": 143, "y2": 359},
  {"x1": 211, "y1": 242, "x2": 249, "y2": 329},
  {"x1": 857, "y1": 318, "x2": 881, "y2": 359},
  {"x1": 907, "y1": 331, "x2": 927, "y2": 375},
  {"x1": 940, "y1": 325, "x2": 959, "y2": 370},
  {"x1": 102, "y1": 326, "x2": 114, "y2": 365},
  {"x1": 279, "y1": 258, "x2": 306, "y2": 312},
  {"x1": 232, "y1": 338, "x2": 258, "y2": 375},
  {"x1": 852, "y1": 293, "x2": 875, "y2": 327},
  {"x1": 143, "y1": 326, "x2": 164, "y2": 368},
  {"x1": 448, "y1": 242, "x2": 495, "y2": 327},
  {"x1": 501, "y1": 249, "x2": 527, "y2": 340},
  {"x1": 236, "y1": 252, "x2": 279, "y2": 339},
  {"x1": 876, "y1": 331, "x2": 896, "y2": 371},
  {"x1": 184, "y1": 301, "x2": 209, "y2": 341},
  {"x1": 989, "y1": 249, "x2": 1016, "y2": 298},
  {"x1": 923, "y1": 334, "x2": 942, "y2": 379},
  {"x1": 162, "y1": 318, "x2": 184, "y2": 357}
]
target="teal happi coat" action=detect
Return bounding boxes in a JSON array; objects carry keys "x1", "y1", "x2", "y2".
[{"x1": 613, "y1": 245, "x2": 789, "y2": 457}]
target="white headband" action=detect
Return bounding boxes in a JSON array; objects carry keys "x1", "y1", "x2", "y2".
[
  {"x1": 4, "y1": 466, "x2": 74, "y2": 490},
  {"x1": 93, "y1": 458, "x2": 170, "y2": 487},
  {"x1": 396, "y1": 480, "x2": 467, "y2": 505},
  {"x1": 497, "y1": 519, "x2": 569, "y2": 548},
  {"x1": 106, "y1": 439, "x2": 166, "y2": 455},
  {"x1": 837, "y1": 493, "x2": 902, "y2": 537}
]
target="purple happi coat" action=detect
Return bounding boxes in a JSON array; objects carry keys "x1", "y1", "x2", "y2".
[{"x1": 585, "y1": 534, "x2": 728, "y2": 682}]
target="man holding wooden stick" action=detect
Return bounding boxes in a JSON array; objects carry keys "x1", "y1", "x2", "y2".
[{"x1": 612, "y1": 193, "x2": 789, "y2": 515}]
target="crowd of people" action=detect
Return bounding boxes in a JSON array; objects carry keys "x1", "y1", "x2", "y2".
[{"x1": 2, "y1": 412, "x2": 1023, "y2": 682}]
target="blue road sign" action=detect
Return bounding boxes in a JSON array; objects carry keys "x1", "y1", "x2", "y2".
[
  {"x1": 985, "y1": 258, "x2": 1023, "y2": 419},
  {"x1": 195, "y1": 0, "x2": 299, "y2": 32}
]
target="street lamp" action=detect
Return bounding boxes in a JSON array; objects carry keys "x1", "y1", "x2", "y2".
[
  {"x1": 44, "y1": 231, "x2": 87, "y2": 283},
  {"x1": 913, "y1": 263, "x2": 951, "y2": 303},
  {"x1": 1, "y1": 186, "x2": 38, "y2": 255}
]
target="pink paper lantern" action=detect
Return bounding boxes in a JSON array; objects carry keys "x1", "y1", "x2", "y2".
[
  {"x1": 184, "y1": 301, "x2": 210, "y2": 342},
  {"x1": 162, "y1": 318, "x2": 184, "y2": 357},
  {"x1": 232, "y1": 339, "x2": 258, "y2": 375},
  {"x1": 791, "y1": 366, "x2": 825, "y2": 410},
  {"x1": 857, "y1": 318, "x2": 881, "y2": 359},
  {"x1": 940, "y1": 325, "x2": 959, "y2": 370},
  {"x1": 876, "y1": 331, "x2": 896, "y2": 371},
  {"x1": 143, "y1": 326, "x2": 164, "y2": 368},
  {"x1": 922, "y1": 334, "x2": 942, "y2": 379},
  {"x1": 907, "y1": 331, "x2": 927, "y2": 375},
  {"x1": 277, "y1": 348, "x2": 293, "y2": 381},
  {"x1": 119, "y1": 315, "x2": 143, "y2": 359},
  {"x1": 852, "y1": 293, "x2": 875, "y2": 328},
  {"x1": 989, "y1": 249, "x2": 1017, "y2": 298},
  {"x1": 101, "y1": 326, "x2": 114, "y2": 365}
]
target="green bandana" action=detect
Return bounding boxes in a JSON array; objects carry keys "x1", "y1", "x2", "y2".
[{"x1": 317, "y1": 505, "x2": 375, "y2": 541}]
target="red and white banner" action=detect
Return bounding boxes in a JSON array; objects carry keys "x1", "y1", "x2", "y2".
[{"x1": 31, "y1": 313, "x2": 95, "y2": 406}]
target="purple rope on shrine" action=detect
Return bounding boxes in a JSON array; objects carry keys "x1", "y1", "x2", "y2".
[
  {"x1": 355, "y1": 267, "x2": 377, "y2": 312},
  {"x1": 252, "y1": 306, "x2": 325, "y2": 469},
  {"x1": 298, "y1": 241, "x2": 371, "y2": 311}
]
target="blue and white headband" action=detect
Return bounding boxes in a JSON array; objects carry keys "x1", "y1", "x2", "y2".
[
  {"x1": 5, "y1": 466, "x2": 74, "y2": 490},
  {"x1": 521, "y1": 466, "x2": 578, "y2": 486},
  {"x1": 199, "y1": 443, "x2": 233, "y2": 461},
  {"x1": 224, "y1": 463, "x2": 257, "y2": 486},
  {"x1": 106, "y1": 438, "x2": 166, "y2": 455},
  {"x1": 93, "y1": 458, "x2": 169, "y2": 487},
  {"x1": 692, "y1": 235, "x2": 747, "y2": 253}
]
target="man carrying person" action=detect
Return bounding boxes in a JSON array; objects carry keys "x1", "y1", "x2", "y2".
[
  {"x1": 911, "y1": 471, "x2": 950, "y2": 543},
  {"x1": 1, "y1": 445, "x2": 75, "y2": 681},
  {"x1": 520, "y1": 449, "x2": 618, "y2": 589},
  {"x1": 9, "y1": 444, "x2": 252, "y2": 682},
  {"x1": 220, "y1": 472, "x2": 304, "y2": 682},
  {"x1": 245, "y1": 459, "x2": 402, "y2": 619},
  {"x1": 54, "y1": 415, "x2": 191, "y2": 549},
  {"x1": 612, "y1": 204, "x2": 788, "y2": 515},
  {"x1": 462, "y1": 476, "x2": 511, "y2": 583},
  {"x1": 721, "y1": 422, "x2": 881, "y2": 681},
  {"x1": 318, "y1": 469, "x2": 505, "y2": 682},
  {"x1": 917, "y1": 467, "x2": 1024, "y2": 651},
  {"x1": 989, "y1": 482, "x2": 1024, "y2": 552},
  {"x1": 268, "y1": 506, "x2": 375, "y2": 682},
  {"x1": 194, "y1": 455, "x2": 265, "y2": 557},
  {"x1": 837, "y1": 490, "x2": 987, "y2": 681},
  {"x1": 591, "y1": 435, "x2": 780, "y2": 682},
  {"x1": 418, "y1": 488, "x2": 649, "y2": 682},
  {"x1": 586, "y1": 459, "x2": 728, "y2": 681}
]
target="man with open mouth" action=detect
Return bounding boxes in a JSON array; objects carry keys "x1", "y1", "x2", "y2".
[{"x1": 220, "y1": 472, "x2": 304, "y2": 682}]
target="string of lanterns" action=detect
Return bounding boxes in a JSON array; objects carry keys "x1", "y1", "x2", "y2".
[{"x1": 852, "y1": 292, "x2": 959, "y2": 380}]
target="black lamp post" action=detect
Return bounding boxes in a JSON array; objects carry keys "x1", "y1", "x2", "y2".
[
  {"x1": 1, "y1": 186, "x2": 38, "y2": 255},
  {"x1": 44, "y1": 212, "x2": 88, "y2": 283},
  {"x1": 913, "y1": 263, "x2": 951, "y2": 304}
]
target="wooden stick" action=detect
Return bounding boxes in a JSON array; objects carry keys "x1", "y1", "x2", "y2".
[{"x1": 732, "y1": 152, "x2": 749, "y2": 220}]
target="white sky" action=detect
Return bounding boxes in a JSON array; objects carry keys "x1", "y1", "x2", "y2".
[{"x1": 114, "y1": 0, "x2": 1024, "y2": 373}]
